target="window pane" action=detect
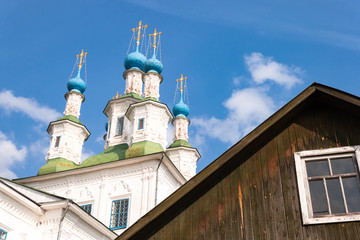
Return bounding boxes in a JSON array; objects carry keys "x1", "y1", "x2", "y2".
[
  {"x1": 110, "y1": 199, "x2": 129, "y2": 229},
  {"x1": 309, "y1": 180, "x2": 329, "y2": 215},
  {"x1": 342, "y1": 177, "x2": 360, "y2": 213},
  {"x1": 326, "y1": 178, "x2": 346, "y2": 214},
  {"x1": 331, "y1": 157, "x2": 355, "y2": 174},
  {"x1": 116, "y1": 117, "x2": 124, "y2": 136},
  {"x1": 80, "y1": 204, "x2": 92, "y2": 214},
  {"x1": 306, "y1": 160, "x2": 330, "y2": 177}
]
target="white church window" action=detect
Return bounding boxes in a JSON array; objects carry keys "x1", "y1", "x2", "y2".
[
  {"x1": 110, "y1": 198, "x2": 129, "y2": 229},
  {"x1": 138, "y1": 118, "x2": 144, "y2": 130},
  {"x1": 115, "y1": 117, "x2": 124, "y2": 136},
  {"x1": 295, "y1": 146, "x2": 360, "y2": 224},
  {"x1": 108, "y1": 121, "x2": 112, "y2": 138},
  {"x1": 0, "y1": 228, "x2": 7, "y2": 240},
  {"x1": 54, "y1": 136, "x2": 61, "y2": 147},
  {"x1": 80, "y1": 204, "x2": 92, "y2": 214}
]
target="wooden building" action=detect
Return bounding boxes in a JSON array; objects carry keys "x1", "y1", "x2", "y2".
[{"x1": 116, "y1": 83, "x2": 360, "y2": 240}]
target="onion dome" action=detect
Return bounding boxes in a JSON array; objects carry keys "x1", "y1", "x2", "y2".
[
  {"x1": 124, "y1": 50, "x2": 147, "y2": 70},
  {"x1": 105, "y1": 121, "x2": 108, "y2": 131},
  {"x1": 67, "y1": 70, "x2": 86, "y2": 94},
  {"x1": 144, "y1": 54, "x2": 163, "y2": 74},
  {"x1": 173, "y1": 93, "x2": 189, "y2": 118}
]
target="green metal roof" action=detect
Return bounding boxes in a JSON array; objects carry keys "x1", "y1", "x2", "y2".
[
  {"x1": 169, "y1": 139, "x2": 192, "y2": 148},
  {"x1": 37, "y1": 140, "x2": 165, "y2": 175},
  {"x1": 57, "y1": 115, "x2": 83, "y2": 125},
  {"x1": 80, "y1": 144, "x2": 129, "y2": 168},
  {"x1": 38, "y1": 157, "x2": 78, "y2": 175}
]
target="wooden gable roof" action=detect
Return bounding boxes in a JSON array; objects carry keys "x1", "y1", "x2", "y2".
[{"x1": 117, "y1": 82, "x2": 360, "y2": 239}]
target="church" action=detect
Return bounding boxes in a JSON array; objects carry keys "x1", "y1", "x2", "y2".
[{"x1": 0, "y1": 21, "x2": 199, "y2": 239}]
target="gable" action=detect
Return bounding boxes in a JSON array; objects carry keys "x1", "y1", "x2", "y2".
[{"x1": 117, "y1": 83, "x2": 360, "y2": 239}]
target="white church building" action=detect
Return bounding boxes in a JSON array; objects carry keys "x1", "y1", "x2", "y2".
[{"x1": 0, "y1": 22, "x2": 200, "y2": 239}]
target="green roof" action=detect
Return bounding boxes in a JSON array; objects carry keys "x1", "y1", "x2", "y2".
[
  {"x1": 143, "y1": 97, "x2": 159, "y2": 102},
  {"x1": 80, "y1": 144, "x2": 129, "y2": 167},
  {"x1": 125, "y1": 141, "x2": 164, "y2": 159},
  {"x1": 37, "y1": 140, "x2": 165, "y2": 175},
  {"x1": 120, "y1": 92, "x2": 143, "y2": 100},
  {"x1": 57, "y1": 115, "x2": 83, "y2": 125},
  {"x1": 169, "y1": 139, "x2": 192, "y2": 148},
  {"x1": 38, "y1": 158, "x2": 78, "y2": 175}
]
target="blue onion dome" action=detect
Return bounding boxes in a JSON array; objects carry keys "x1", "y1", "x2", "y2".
[
  {"x1": 124, "y1": 50, "x2": 147, "y2": 70},
  {"x1": 144, "y1": 55, "x2": 163, "y2": 74},
  {"x1": 67, "y1": 70, "x2": 86, "y2": 94},
  {"x1": 173, "y1": 97, "x2": 189, "y2": 118},
  {"x1": 105, "y1": 121, "x2": 108, "y2": 131}
]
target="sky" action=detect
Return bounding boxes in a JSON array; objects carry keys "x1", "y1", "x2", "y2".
[{"x1": 1, "y1": 0, "x2": 360, "y2": 179}]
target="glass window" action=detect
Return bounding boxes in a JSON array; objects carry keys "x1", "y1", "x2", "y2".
[
  {"x1": 115, "y1": 117, "x2": 124, "y2": 136},
  {"x1": 80, "y1": 204, "x2": 92, "y2": 214},
  {"x1": 108, "y1": 121, "x2": 111, "y2": 138},
  {"x1": 295, "y1": 146, "x2": 360, "y2": 224},
  {"x1": 138, "y1": 118, "x2": 144, "y2": 130},
  {"x1": 0, "y1": 228, "x2": 7, "y2": 240},
  {"x1": 55, "y1": 136, "x2": 61, "y2": 147},
  {"x1": 110, "y1": 198, "x2": 129, "y2": 229}
]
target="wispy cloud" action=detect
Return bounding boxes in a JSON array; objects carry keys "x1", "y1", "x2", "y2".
[
  {"x1": 192, "y1": 87, "x2": 275, "y2": 144},
  {"x1": 81, "y1": 147, "x2": 95, "y2": 162},
  {"x1": 0, "y1": 90, "x2": 61, "y2": 124},
  {"x1": 245, "y1": 52, "x2": 303, "y2": 89},
  {"x1": 0, "y1": 131, "x2": 27, "y2": 179},
  {"x1": 191, "y1": 52, "x2": 302, "y2": 145}
]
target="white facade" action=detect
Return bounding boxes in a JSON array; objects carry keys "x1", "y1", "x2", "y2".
[
  {"x1": 0, "y1": 178, "x2": 116, "y2": 240},
  {"x1": 103, "y1": 97, "x2": 140, "y2": 149},
  {"x1": 124, "y1": 69, "x2": 143, "y2": 96},
  {"x1": 125, "y1": 101, "x2": 172, "y2": 149},
  {"x1": 64, "y1": 92, "x2": 84, "y2": 118},
  {"x1": 46, "y1": 120, "x2": 90, "y2": 164},
  {"x1": 143, "y1": 72, "x2": 162, "y2": 100},
  {"x1": 16, "y1": 153, "x2": 185, "y2": 235}
]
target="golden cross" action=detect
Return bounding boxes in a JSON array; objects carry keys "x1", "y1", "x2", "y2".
[
  {"x1": 112, "y1": 91, "x2": 121, "y2": 100},
  {"x1": 76, "y1": 49, "x2": 88, "y2": 69},
  {"x1": 176, "y1": 74, "x2": 188, "y2": 93},
  {"x1": 131, "y1": 21, "x2": 149, "y2": 46},
  {"x1": 149, "y1": 28, "x2": 162, "y2": 50}
]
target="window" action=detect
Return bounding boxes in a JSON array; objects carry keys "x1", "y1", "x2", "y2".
[
  {"x1": 0, "y1": 228, "x2": 7, "y2": 240},
  {"x1": 295, "y1": 146, "x2": 360, "y2": 224},
  {"x1": 54, "y1": 136, "x2": 61, "y2": 147},
  {"x1": 80, "y1": 204, "x2": 92, "y2": 214},
  {"x1": 138, "y1": 118, "x2": 144, "y2": 130},
  {"x1": 108, "y1": 121, "x2": 111, "y2": 138},
  {"x1": 110, "y1": 198, "x2": 129, "y2": 229},
  {"x1": 115, "y1": 117, "x2": 124, "y2": 136}
]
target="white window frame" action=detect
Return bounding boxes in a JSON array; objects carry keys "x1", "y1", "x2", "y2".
[{"x1": 294, "y1": 146, "x2": 360, "y2": 225}]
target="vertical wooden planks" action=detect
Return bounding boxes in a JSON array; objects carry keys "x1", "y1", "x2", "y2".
[{"x1": 276, "y1": 126, "x2": 300, "y2": 240}]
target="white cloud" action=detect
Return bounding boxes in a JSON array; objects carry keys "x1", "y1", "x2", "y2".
[
  {"x1": 29, "y1": 136, "x2": 49, "y2": 159},
  {"x1": 0, "y1": 131, "x2": 27, "y2": 179},
  {"x1": 192, "y1": 87, "x2": 275, "y2": 144},
  {"x1": 0, "y1": 90, "x2": 61, "y2": 124},
  {"x1": 190, "y1": 52, "x2": 304, "y2": 146},
  {"x1": 245, "y1": 52, "x2": 302, "y2": 89},
  {"x1": 81, "y1": 147, "x2": 95, "y2": 162},
  {"x1": 166, "y1": 124, "x2": 175, "y2": 147}
]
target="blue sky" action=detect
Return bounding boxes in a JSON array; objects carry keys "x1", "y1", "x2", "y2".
[{"x1": 1, "y1": 0, "x2": 360, "y2": 179}]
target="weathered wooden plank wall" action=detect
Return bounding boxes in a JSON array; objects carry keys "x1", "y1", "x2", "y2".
[{"x1": 146, "y1": 104, "x2": 360, "y2": 240}]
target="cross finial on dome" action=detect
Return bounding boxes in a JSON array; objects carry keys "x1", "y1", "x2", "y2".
[
  {"x1": 176, "y1": 74, "x2": 188, "y2": 93},
  {"x1": 149, "y1": 28, "x2": 162, "y2": 51},
  {"x1": 131, "y1": 21, "x2": 149, "y2": 50},
  {"x1": 76, "y1": 49, "x2": 88, "y2": 70}
]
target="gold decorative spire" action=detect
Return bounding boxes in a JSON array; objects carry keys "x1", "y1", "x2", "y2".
[
  {"x1": 148, "y1": 28, "x2": 162, "y2": 50},
  {"x1": 176, "y1": 74, "x2": 188, "y2": 93},
  {"x1": 131, "y1": 21, "x2": 149, "y2": 47},
  {"x1": 76, "y1": 49, "x2": 88, "y2": 69}
]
